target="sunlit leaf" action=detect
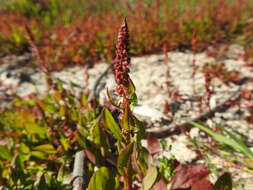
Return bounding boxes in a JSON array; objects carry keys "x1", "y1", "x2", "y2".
[
  {"x1": 33, "y1": 144, "x2": 56, "y2": 154},
  {"x1": 39, "y1": 102, "x2": 58, "y2": 114},
  {"x1": 25, "y1": 122, "x2": 46, "y2": 138},
  {"x1": 0, "y1": 145, "x2": 12, "y2": 160},
  {"x1": 60, "y1": 138, "x2": 70, "y2": 151},
  {"x1": 122, "y1": 105, "x2": 131, "y2": 131},
  {"x1": 189, "y1": 122, "x2": 253, "y2": 161},
  {"x1": 88, "y1": 167, "x2": 115, "y2": 190},
  {"x1": 59, "y1": 105, "x2": 66, "y2": 117},
  {"x1": 142, "y1": 167, "x2": 158, "y2": 190},
  {"x1": 104, "y1": 109, "x2": 122, "y2": 141},
  {"x1": 19, "y1": 143, "x2": 30, "y2": 154},
  {"x1": 30, "y1": 151, "x2": 46, "y2": 159}
]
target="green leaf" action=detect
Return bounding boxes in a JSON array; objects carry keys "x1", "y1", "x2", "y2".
[
  {"x1": 71, "y1": 108, "x2": 78, "y2": 121},
  {"x1": 142, "y1": 167, "x2": 158, "y2": 190},
  {"x1": 15, "y1": 155, "x2": 25, "y2": 171},
  {"x1": 104, "y1": 109, "x2": 122, "y2": 141},
  {"x1": 122, "y1": 106, "x2": 130, "y2": 130},
  {"x1": 92, "y1": 124, "x2": 104, "y2": 146},
  {"x1": 60, "y1": 137, "x2": 70, "y2": 151},
  {"x1": 30, "y1": 151, "x2": 46, "y2": 159},
  {"x1": 33, "y1": 144, "x2": 56, "y2": 154},
  {"x1": 57, "y1": 80, "x2": 64, "y2": 92},
  {"x1": 40, "y1": 102, "x2": 58, "y2": 114},
  {"x1": 59, "y1": 106, "x2": 66, "y2": 117},
  {"x1": 214, "y1": 172, "x2": 232, "y2": 190},
  {"x1": 60, "y1": 138, "x2": 70, "y2": 151},
  {"x1": 221, "y1": 126, "x2": 253, "y2": 161},
  {"x1": 0, "y1": 145, "x2": 12, "y2": 160},
  {"x1": 128, "y1": 78, "x2": 138, "y2": 108},
  {"x1": 25, "y1": 122, "x2": 46, "y2": 138},
  {"x1": 133, "y1": 116, "x2": 145, "y2": 142},
  {"x1": 81, "y1": 93, "x2": 88, "y2": 107},
  {"x1": 128, "y1": 77, "x2": 136, "y2": 97},
  {"x1": 88, "y1": 167, "x2": 115, "y2": 190},
  {"x1": 189, "y1": 121, "x2": 253, "y2": 161},
  {"x1": 19, "y1": 143, "x2": 30, "y2": 154},
  {"x1": 130, "y1": 93, "x2": 138, "y2": 109},
  {"x1": 106, "y1": 88, "x2": 121, "y2": 109},
  {"x1": 117, "y1": 142, "x2": 134, "y2": 175}
]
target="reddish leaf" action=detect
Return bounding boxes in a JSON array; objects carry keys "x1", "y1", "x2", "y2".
[
  {"x1": 171, "y1": 164, "x2": 209, "y2": 189},
  {"x1": 151, "y1": 178, "x2": 167, "y2": 190},
  {"x1": 192, "y1": 179, "x2": 214, "y2": 190},
  {"x1": 0, "y1": 137, "x2": 8, "y2": 146},
  {"x1": 85, "y1": 149, "x2": 96, "y2": 164},
  {"x1": 147, "y1": 135, "x2": 162, "y2": 155}
]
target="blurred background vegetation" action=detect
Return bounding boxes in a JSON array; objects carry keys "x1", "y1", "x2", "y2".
[
  {"x1": 0, "y1": 0, "x2": 253, "y2": 68},
  {"x1": 1, "y1": 1, "x2": 253, "y2": 189}
]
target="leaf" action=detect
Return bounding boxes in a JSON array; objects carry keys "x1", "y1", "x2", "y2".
[
  {"x1": 142, "y1": 167, "x2": 158, "y2": 190},
  {"x1": 30, "y1": 151, "x2": 46, "y2": 159},
  {"x1": 214, "y1": 172, "x2": 232, "y2": 190},
  {"x1": 71, "y1": 108, "x2": 79, "y2": 121},
  {"x1": 33, "y1": 144, "x2": 56, "y2": 154},
  {"x1": 130, "y1": 93, "x2": 138, "y2": 109},
  {"x1": 189, "y1": 122, "x2": 253, "y2": 161},
  {"x1": 60, "y1": 138, "x2": 70, "y2": 151},
  {"x1": 19, "y1": 143, "x2": 30, "y2": 154},
  {"x1": 221, "y1": 126, "x2": 253, "y2": 161},
  {"x1": 104, "y1": 109, "x2": 122, "y2": 141},
  {"x1": 15, "y1": 155, "x2": 25, "y2": 171},
  {"x1": 122, "y1": 105, "x2": 131, "y2": 131},
  {"x1": 81, "y1": 93, "x2": 88, "y2": 107},
  {"x1": 88, "y1": 167, "x2": 115, "y2": 190},
  {"x1": 151, "y1": 178, "x2": 167, "y2": 190},
  {"x1": 85, "y1": 149, "x2": 96, "y2": 164},
  {"x1": 59, "y1": 105, "x2": 66, "y2": 117},
  {"x1": 192, "y1": 179, "x2": 214, "y2": 190},
  {"x1": 39, "y1": 102, "x2": 58, "y2": 114},
  {"x1": 57, "y1": 80, "x2": 64, "y2": 92},
  {"x1": 92, "y1": 123, "x2": 109, "y2": 153},
  {"x1": 171, "y1": 164, "x2": 209, "y2": 189},
  {"x1": 137, "y1": 146, "x2": 150, "y2": 176},
  {"x1": 128, "y1": 78, "x2": 136, "y2": 97},
  {"x1": 147, "y1": 135, "x2": 162, "y2": 155},
  {"x1": 93, "y1": 124, "x2": 103, "y2": 146},
  {"x1": 0, "y1": 145, "x2": 12, "y2": 160},
  {"x1": 117, "y1": 142, "x2": 134, "y2": 175},
  {"x1": 106, "y1": 88, "x2": 121, "y2": 109},
  {"x1": 128, "y1": 78, "x2": 138, "y2": 107},
  {"x1": 25, "y1": 122, "x2": 46, "y2": 138}
]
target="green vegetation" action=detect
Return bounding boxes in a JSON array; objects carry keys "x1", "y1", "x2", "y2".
[{"x1": 0, "y1": 0, "x2": 253, "y2": 189}]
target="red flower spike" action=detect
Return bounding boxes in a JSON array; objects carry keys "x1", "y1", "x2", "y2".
[{"x1": 113, "y1": 18, "x2": 131, "y2": 99}]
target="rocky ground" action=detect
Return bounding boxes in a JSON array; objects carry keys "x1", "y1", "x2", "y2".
[{"x1": 1, "y1": 44, "x2": 253, "y2": 189}]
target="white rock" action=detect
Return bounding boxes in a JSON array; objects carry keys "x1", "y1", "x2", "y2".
[{"x1": 170, "y1": 135, "x2": 197, "y2": 163}]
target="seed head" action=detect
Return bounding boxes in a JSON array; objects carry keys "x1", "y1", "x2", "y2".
[{"x1": 114, "y1": 18, "x2": 131, "y2": 98}]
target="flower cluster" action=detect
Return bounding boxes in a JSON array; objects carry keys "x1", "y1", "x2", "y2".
[{"x1": 113, "y1": 18, "x2": 131, "y2": 98}]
